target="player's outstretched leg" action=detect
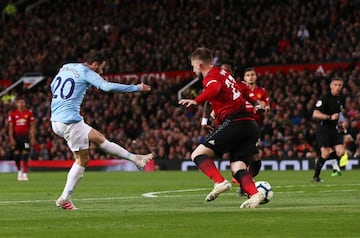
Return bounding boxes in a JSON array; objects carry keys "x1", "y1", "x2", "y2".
[
  {"x1": 133, "y1": 153, "x2": 153, "y2": 170},
  {"x1": 99, "y1": 140, "x2": 153, "y2": 169}
]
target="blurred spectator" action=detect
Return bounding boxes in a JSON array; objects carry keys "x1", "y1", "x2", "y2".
[
  {"x1": 4, "y1": 1, "x2": 17, "y2": 17},
  {"x1": 343, "y1": 134, "x2": 356, "y2": 157},
  {"x1": 354, "y1": 133, "x2": 360, "y2": 158},
  {"x1": 297, "y1": 24, "x2": 310, "y2": 41},
  {"x1": 1, "y1": 92, "x2": 16, "y2": 104}
]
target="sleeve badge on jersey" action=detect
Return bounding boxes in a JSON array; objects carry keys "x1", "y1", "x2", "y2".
[{"x1": 315, "y1": 100, "x2": 322, "y2": 107}]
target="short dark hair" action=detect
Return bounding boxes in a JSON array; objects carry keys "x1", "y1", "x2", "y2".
[
  {"x1": 242, "y1": 67, "x2": 256, "y2": 78},
  {"x1": 221, "y1": 59, "x2": 234, "y2": 68},
  {"x1": 243, "y1": 67, "x2": 255, "y2": 74},
  {"x1": 330, "y1": 77, "x2": 343, "y2": 82},
  {"x1": 220, "y1": 59, "x2": 235, "y2": 74},
  {"x1": 190, "y1": 47, "x2": 213, "y2": 64},
  {"x1": 85, "y1": 49, "x2": 105, "y2": 64}
]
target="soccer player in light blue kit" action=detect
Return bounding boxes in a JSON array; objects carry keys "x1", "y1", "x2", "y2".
[{"x1": 51, "y1": 50, "x2": 153, "y2": 210}]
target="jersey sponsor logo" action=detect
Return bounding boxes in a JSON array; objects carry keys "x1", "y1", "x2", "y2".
[{"x1": 14, "y1": 118, "x2": 28, "y2": 126}]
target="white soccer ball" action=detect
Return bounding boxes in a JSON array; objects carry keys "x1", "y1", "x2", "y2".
[{"x1": 255, "y1": 181, "x2": 273, "y2": 204}]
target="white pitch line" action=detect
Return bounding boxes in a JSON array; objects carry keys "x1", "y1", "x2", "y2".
[
  {"x1": 0, "y1": 189, "x2": 209, "y2": 205},
  {"x1": 0, "y1": 199, "x2": 56, "y2": 204},
  {"x1": 0, "y1": 196, "x2": 142, "y2": 205},
  {"x1": 1, "y1": 185, "x2": 359, "y2": 205},
  {"x1": 141, "y1": 187, "x2": 360, "y2": 198},
  {"x1": 274, "y1": 183, "x2": 360, "y2": 188}
]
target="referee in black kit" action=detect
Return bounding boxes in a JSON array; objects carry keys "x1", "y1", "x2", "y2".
[{"x1": 312, "y1": 77, "x2": 346, "y2": 183}]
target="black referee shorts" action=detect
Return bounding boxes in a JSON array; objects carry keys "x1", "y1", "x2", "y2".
[
  {"x1": 316, "y1": 126, "x2": 343, "y2": 148},
  {"x1": 202, "y1": 118, "x2": 260, "y2": 163}
]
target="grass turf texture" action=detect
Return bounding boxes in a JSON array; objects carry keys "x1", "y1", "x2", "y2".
[{"x1": 0, "y1": 170, "x2": 359, "y2": 238}]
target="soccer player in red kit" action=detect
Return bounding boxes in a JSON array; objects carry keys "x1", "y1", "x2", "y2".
[
  {"x1": 243, "y1": 67, "x2": 270, "y2": 177},
  {"x1": 179, "y1": 47, "x2": 266, "y2": 208},
  {"x1": 244, "y1": 68, "x2": 270, "y2": 126},
  {"x1": 200, "y1": 59, "x2": 236, "y2": 130},
  {"x1": 8, "y1": 99, "x2": 36, "y2": 181},
  {"x1": 231, "y1": 67, "x2": 270, "y2": 196}
]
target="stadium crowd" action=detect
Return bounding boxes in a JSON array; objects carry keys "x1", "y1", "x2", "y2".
[{"x1": 0, "y1": 0, "x2": 359, "y2": 163}]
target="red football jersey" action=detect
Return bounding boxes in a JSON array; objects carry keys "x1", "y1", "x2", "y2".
[
  {"x1": 245, "y1": 86, "x2": 269, "y2": 125},
  {"x1": 8, "y1": 109, "x2": 35, "y2": 136},
  {"x1": 195, "y1": 67, "x2": 257, "y2": 126}
]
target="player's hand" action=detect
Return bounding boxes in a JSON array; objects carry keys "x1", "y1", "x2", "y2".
[
  {"x1": 202, "y1": 125, "x2": 214, "y2": 133},
  {"x1": 254, "y1": 101, "x2": 267, "y2": 112},
  {"x1": 138, "y1": 82, "x2": 151, "y2": 91},
  {"x1": 337, "y1": 122, "x2": 347, "y2": 134},
  {"x1": 329, "y1": 113, "x2": 339, "y2": 120},
  {"x1": 179, "y1": 99, "x2": 197, "y2": 107},
  {"x1": 30, "y1": 138, "x2": 37, "y2": 146},
  {"x1": 9, "y1": 138, "x2": 16, "y2": 147}
]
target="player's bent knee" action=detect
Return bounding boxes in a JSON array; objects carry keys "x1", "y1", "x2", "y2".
[
  {"x1": 191, "y1": 145, "x2": 214, "y2": 160},
  {"x1": 74, "y1": 150, "x2": 90, "y2": 167}
]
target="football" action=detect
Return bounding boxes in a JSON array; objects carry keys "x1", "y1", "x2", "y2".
[{"x1": 255, "y1": 181, "x2": 273, "y2": 204}]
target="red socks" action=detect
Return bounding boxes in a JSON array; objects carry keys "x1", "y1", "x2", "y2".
[
  {"x1": 193, "y1": 155, "x2": 225, "y2": 183},
  {"x1": 233, "y1": 169, "x2": 258, "y2": 196},
  {"x1": 23, "y1": 160, "x2": 29, "y2": 173}
]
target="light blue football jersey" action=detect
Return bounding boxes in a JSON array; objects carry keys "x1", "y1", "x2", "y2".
[{"x1": 50, "y1": 63, "x2": 139, "y2": 124}]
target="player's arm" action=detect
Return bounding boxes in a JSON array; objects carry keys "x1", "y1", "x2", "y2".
[
  {"x1": 29, "y1": 119, "x2": 36, "y2": 145},
  {"x1": 240, "y1": 83, "x2": 265, "y2": 111},
  {"x1": 313, "y1": 96, "x2": 339, "y2": 121},
  {"x1": 179, "y1": 80, "x2": 220, "y2": 107},
  {"x1": 200, "y1": 101, "x2": 215, "y2": 132},
  {"x1": 338, "y1": 111, "x2": 347, "y2": 133},
  {"x1": 99, "y1": 81, "x2": 151, "y2": 92},
  {"x1": 312, "y1": 109, "x2": 339, "y2": 121},
  {"x1": 137, "y1": 82, "x2": 152, "y2": 91},
  {"x1": 201, "y1": 101, "x2": 212, "y2": 126},
  {"x1": 8, "y1": 116, "x2": 15, "y2": 147},
  {"x1": 263, "y1": 90, "x2": 270, "y2": 111},
  {"x1": 240, "y1": 82, "x2": 257, "y2": 105},
  {"x1": 89, "y1": 72, "x2": 151, "y2": 93},
  {"x1": 338, "y1": 103, "x2": 347, "y2": 132},
  {"x1": 195, "y1": 80, "x2": 221, "y2": 104}
]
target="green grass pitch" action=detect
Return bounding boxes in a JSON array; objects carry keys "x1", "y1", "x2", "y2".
[{"x1": 0, "y1": 170, "x2": 359, "y2": 238}]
